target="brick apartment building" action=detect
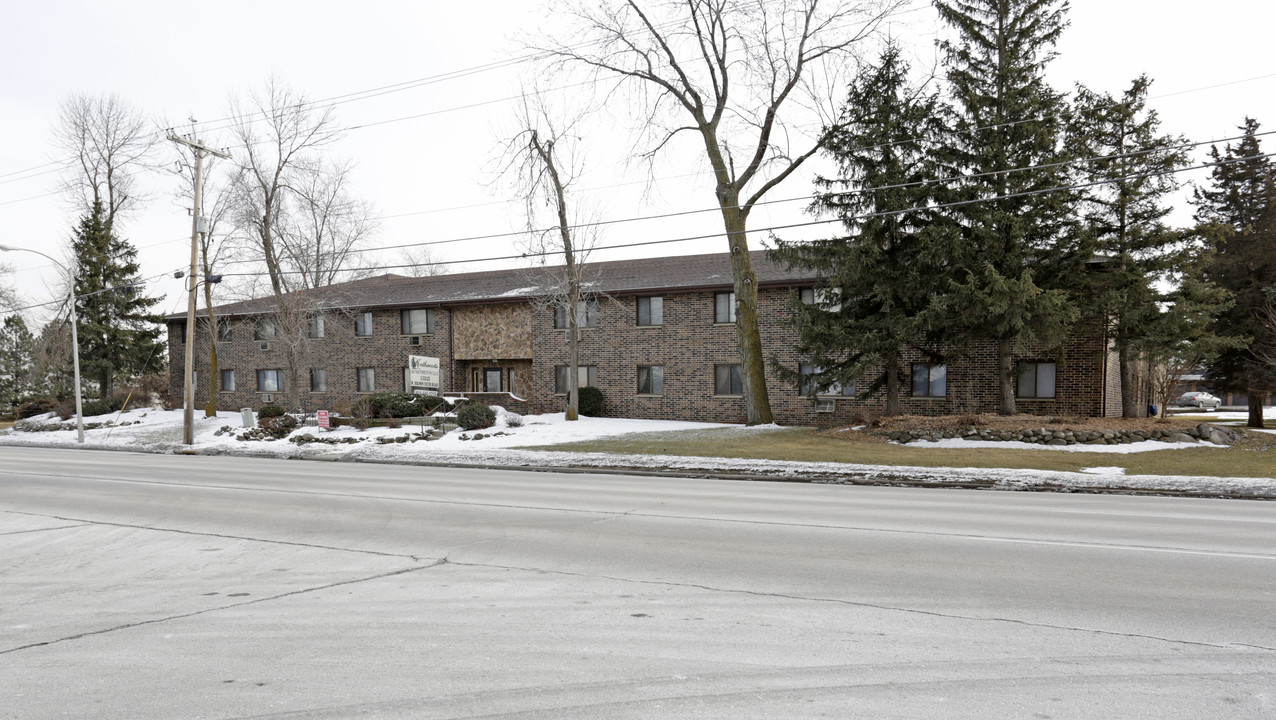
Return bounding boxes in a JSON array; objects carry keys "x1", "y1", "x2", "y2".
[{"x1": 167, "y1": 251, "x2": 1133, "y2": 424}]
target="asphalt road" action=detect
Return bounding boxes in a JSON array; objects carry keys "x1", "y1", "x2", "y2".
[{"x1": 2, "y1": 446, "x2": 1274, "y2": 719}]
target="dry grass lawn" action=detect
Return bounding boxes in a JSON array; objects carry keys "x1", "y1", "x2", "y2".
[{"x1": 526, "y1": 414, "x2": 1276, "y2": 478}]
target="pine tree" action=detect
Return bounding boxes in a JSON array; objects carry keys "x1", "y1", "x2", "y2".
[
  {"x1": 70, "y1": 201, "x2": 165, "y2": 399},
  {"x1": 770, "y1": 43, "x2": 956, "y2": 416},
  {"x1": 936, "y1": 0, "x2": 1082, "y2": 415},
  {"x1": 1069, "y1": 76, "x2": 1191, "y2": 416},
  {"x1": 0, "y1": 314, "x2": 35, "y2": 412},
  {"x1": 1193, "y1": 119, "x2": 1276, "y2": 428}
]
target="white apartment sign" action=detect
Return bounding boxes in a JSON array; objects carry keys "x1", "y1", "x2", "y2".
[{"x1": 408, "y1": 355, "x2": 440, "y2": 393}]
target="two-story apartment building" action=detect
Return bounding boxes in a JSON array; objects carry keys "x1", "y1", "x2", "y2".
[{"x1": 168, "y1": 251, "x2": 1132, "y2": 424}]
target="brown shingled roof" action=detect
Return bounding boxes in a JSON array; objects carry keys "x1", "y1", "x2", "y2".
[{"x1": 171, "y1": 250, "x2": 818, "y2": 320}]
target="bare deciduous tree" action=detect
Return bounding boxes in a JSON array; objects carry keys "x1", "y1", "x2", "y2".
[
  {"x1": 397, "y1": 245, "x2": 446, "y2": 277},
  {"x1": 278, "y1": 158, "x2": 379, "y2": 289},
  {"x1": 54, "y1": 93, "x2": 156, "y2": 233},
  {"x1": 534, "y1": 0, "x2": 903, "y2": 424}
]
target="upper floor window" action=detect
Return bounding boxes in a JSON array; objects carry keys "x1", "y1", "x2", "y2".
[
  {"x1": 308, "y1": 315, "x2": 325, "y2": 339},
  {"x1": 401, "y1": 308, "x2": 435, "y2": 335},
  {"x1": 217, "y1": 323, "x2": 234, "y2": 342},
  {"x1": 714, "y1": 291, "x2": 736, "y2": 324},
  {"x1": 800, "y1": 287, "x2": 842, "y2": 312},
  {"x1": 636, "y1": 296, "x2": 663, "y2": 326},
  {"x1": 254, "y1": 320, "x2": 276, "y2": 340},
  {"x1": 554, "y1": 301, "x2": 597, "y2": 329},
  {"x1": 1017, "y1": 362, "x2": 1057, "y2": 399},
  {"x1": 714, "y1": 364, "x2": 743, "y2": 396},
  {"x1": 912, "y1": 364, "x2": 947, "y2": 398},
  {"x1": 355, "y1": 312, "x2": 374, "y2": 337}
]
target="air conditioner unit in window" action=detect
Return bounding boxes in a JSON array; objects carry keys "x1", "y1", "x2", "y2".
[
  {"x1": 408, "y1": 336, "x2": 421, "y2": 346},
  {"x1": 259, "y1": 341, "x2": 270, "y2": 351},
  {"x1": 815, "y1": 399, "x2": 835, "y2": 413},
  {"x1": 261, "y1": 393, "x2": 273, "y2": 402}
]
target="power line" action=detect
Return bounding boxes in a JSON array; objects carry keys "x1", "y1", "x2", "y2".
[{"x1": 219, "y1": 149, "x2": 1273, "y2": 280}]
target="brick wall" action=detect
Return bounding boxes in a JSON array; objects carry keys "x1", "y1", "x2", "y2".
[{"x1": 172, "y1": 287, "x2": 1113, "y2": 423}]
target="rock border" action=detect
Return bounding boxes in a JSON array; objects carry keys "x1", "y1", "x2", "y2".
[{"x1": 887, "y1": 422, "x2": 1242, "y2": 446}]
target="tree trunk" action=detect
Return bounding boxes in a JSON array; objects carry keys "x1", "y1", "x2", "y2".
[
  {"x1": 1248, "y1": 389, "x2": 1265, "y2": 429},
  {"x1": 997, "y1": 336, "x2": 1016, "y2": 415},
  {"x1": 1118, "y1": 338, "x2": 1137, "y2": 418},
  {"x1": 884, "y1": 350, "x2": 900, "y2": 416},
  {"x1": 566, "y1": 290, "x2": 580, "y2": 422},
  {"x1": 721, "y1": 204, "x2": 773, "y2": 426}
]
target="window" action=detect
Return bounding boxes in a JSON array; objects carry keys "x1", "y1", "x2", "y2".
[
  {"x1": 555, "y1": 365, "x2": 597, "y2": 394},
  {"x1": 401, "y1": 308, "x2": 435, "y2": 335},
  {"x1": 714, "y1": 292, "x2": 736, "y2": 324},
  {"x1": 357, "y1": 367, "x2": 375, "y2": 393},
  {"x1": 484, "y1": 368, "x2": 503, "y2": 393},
  {"x1": 217, "y1": 323, "x2": 234, "y2": 342},
  {"x1": 554, "y1": 301, "x2": 597, "y2": 329},
  {"x1": 355, "y1": 311, "x2": 374, "y2": 337},
  {"x1": 799, "y1": 363, "x2": 855, "y2": 397},
  {"x1": 220, "y1": 369, "x2": 235, "y2": 392},
  {"x1": 254, "y1": 321, "x2": 276, "y2": 340},
  {"x1": 637, "y1": 365, "x2": 664, "y2": 395},
  {"x1": 256, "y1": 369, "x2": 283, "y2": 393},
  {"x1": 912, "y1": 364, "x2": 947, "y2": 397},
  {"x1": 636, "y1": 296, "x2": 663, "y2": 326},
  {"x1": 800, "y1": 287, "x2": 842, "y2": 312},
  {"x1": 310, "y1": 369, "x2": 327, "y2": 393},
  {"x1": 714, "y1": 364, "x2": 743, "y2": 395},
  {"x1": 1017, "y1": 362, "x2": 1057, "y2": 399},
  {"x1": 308, "y1": 316, "x2": 325, "y2": 338}
]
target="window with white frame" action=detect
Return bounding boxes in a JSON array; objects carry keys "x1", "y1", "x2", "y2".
[
  {"x1": 911, "y1": 364, "x2": 946, "y2": 397},
  {"x1": 555, "y1": 365, "x2": 597, "y2": 394},
  {"x1": 220, "y1": 369, "x2": 235, "y2": 392},
  {"x1": 554, "y1": 301, "x2": 597, "y2": 329},
  {"x1": 400, "y1": 308, "x2": 435, "y2": 335},
  {"x1": 357, "y1": 367, "x2": 375, "y2": 392},
  {"x1": 636, "y1": 296, "x2": 663, "y2": 326},
  {"x1": 355, "y1": 312, "x2": 374, "y2": 337},
  {"x1": 714, "y1": 364, "x2": 743, "y2": 395},
  {"x1": 256, "y1": 369, "x2": 283, "y2": 393},
  {"x1": 637, "y1": 365, "x2": 664, "y2": 395},
  {"x1": 714, "y1": 292, "x2": 735, "y2": 324},
  {"x1": 1017, "y1": 362, "x2": 1057, "y2": 399}
]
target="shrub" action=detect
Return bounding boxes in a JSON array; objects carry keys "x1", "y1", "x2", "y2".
[
  {"x1": 258, "y1": 404, "x2": 286, "y2": 419},
  {"x1": 504, "y1": 412, "x2": 524, "y2": 428},
  {"x1": 457, "y1": 403, "x2": 496, "y2": 430},
  {"x1": 577, "y1": 386, "x2": 605, "y2": 416},
  {"x1": 17, "y1": 398, "x2": 58, "y2": 419},
  {"x1": 259, "y1": 413, "x2": 298, "y2": 438},
  {"x1": 386, "y1": 417, "x2": 402, "y2": 429}
]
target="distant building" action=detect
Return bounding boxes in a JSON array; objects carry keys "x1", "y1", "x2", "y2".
[{"x1": 168, "y1": 251, "x2": 1139, "y2": 422}]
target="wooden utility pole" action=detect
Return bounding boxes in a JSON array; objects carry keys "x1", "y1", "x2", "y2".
[{"x1": 168, "y1": 133, "x2": 230, "y2": 445}]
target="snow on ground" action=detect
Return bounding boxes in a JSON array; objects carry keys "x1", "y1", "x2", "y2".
[
  {"x1": 2, "y1": 406, "x2": 1273, "y2": 496},
  {"x1": 897, "y1": 437, "x2": 1228, "y2": 453}
]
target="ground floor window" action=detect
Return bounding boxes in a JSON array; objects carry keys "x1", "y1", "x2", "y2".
[
  {"x1": 714, "y1": 364, "x2": 743, "y2": 396},
  {"x1": 310, "y1": 369, "x2": 327, "y2": 393},
  {"x1": 799, "y1": 363, "x2": 855, "y2": 397},
  {"x1": 220, "y1": 369, "x2": 235, "y2": 392},
  {"x1": 257, "y1": 369, "x2": 283, "y2": 393},
  {"x1": 1017, "y1": 362, "x2": 1057, "y2": 399},
  {"x1": 911, "y1": 364, "x2": 946, "y2": 397},
  {"x1": 637, "y1": 365, "x2": 663, "y2": 395},
  {"x1": 357, "y1": 367, "x2": 375, "y2": 393},
  {"x1": 555, "y1": 365, "x2": 597, "y2": 394}
]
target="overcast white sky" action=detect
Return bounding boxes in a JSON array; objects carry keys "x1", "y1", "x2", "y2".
[{"x1": 3, "y1": 0, "x2": 1274, "y2": 323}]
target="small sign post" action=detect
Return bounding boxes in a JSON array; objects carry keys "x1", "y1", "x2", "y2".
[{"x1": 316, "y1": 410, "x2": 330, "y2": 431}]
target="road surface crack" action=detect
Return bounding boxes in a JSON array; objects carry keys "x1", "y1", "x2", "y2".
[
  {"x1": 447, "y1": 560, "x2": 1276, "y2": 654},
  {"x1": 0, "y1": 559, "x2": 447, "y2": 656}
]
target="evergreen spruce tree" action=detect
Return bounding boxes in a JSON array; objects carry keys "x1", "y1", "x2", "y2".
[
  {"x1": 0, "y1": 314, "x2": 36, "y2": 413},
  {"x1": 1069, "y1": 76, "x2": 1190, "y2": 416},
  {"x1": 770, "y1": 43, "x2": 956, "y2": 416},
  {"x1": 70, "y1": 201, "x2": 165, "y2": 399},
  {"x1": 1193, "y1": 119, "x2": 1276, "y2": 427},
  {"x1": 936, "y1": 0, "x2": 1082, "y2": 415}
]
